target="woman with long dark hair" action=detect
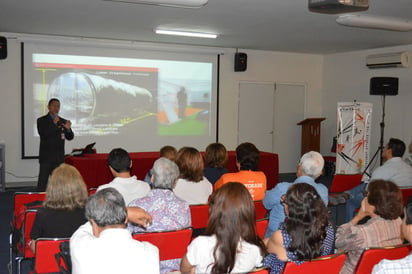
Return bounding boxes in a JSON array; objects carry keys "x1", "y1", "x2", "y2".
[
  {"x1": 263, "y1": 183, "x2": 335, "y2": 273},
  {"x1": 180, "y1": 182, "x2": 266, "y2": 274}
]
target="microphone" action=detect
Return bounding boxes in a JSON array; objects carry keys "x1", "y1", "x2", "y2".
[{"x1": 56, "y1": 117, "x2": 67, "y2": 129}]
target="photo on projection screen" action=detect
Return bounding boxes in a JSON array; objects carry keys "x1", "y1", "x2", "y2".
[{"x1": 22, "y1": 42, "x2": 218, "y2": 158}]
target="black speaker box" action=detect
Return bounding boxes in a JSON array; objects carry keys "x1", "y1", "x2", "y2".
[
  {"x1": 0, "y1": 36, "x2": 7, "y2": 60},
  {"x1": 370, "y1": 77, "x2": 398, "y2": 96},
  {"x1": 234, "y1": 52, "x2": 247, "y2": 72}
]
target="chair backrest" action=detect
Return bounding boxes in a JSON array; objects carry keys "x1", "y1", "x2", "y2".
[
  {"x1": 401, "y1": 188, "x2": 412, "y2": 206},
  {"x1": 189, "y1": 204, "x2": 209, "y2": 230},
  {"x1": 282, "y1": 252, "x2": 347, "y2": 274},
  {"x1": 329, "y1": 174, "x2": 362, "y2": 193},
  {"x1": 254, "y1": 200, "x2": 268, "y2": 220},
  {"x1": 16, "y1": 209, "x2": 38, "y2": 258},
  {"x1": 34, "y1": 238, "x2": 70, "y2": 273},
  {"x1": 132, "y1": 228, "x2": 192, "y2": 261},
  {"x1": 256, "y1": 219, "x2": 268, "y2": 240},
  {"x1": 354, "y1": 244, "x2": 412, "y2": 274},
  {"x1": 88, "y1": 188, "x2": 97, "y2": 196},
  {"x1": 13, "y1": 192, "x2": 46, "y2": 230}
]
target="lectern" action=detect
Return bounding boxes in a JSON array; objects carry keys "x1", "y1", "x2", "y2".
[{"x1": 297, "y1": 118, "x2": 326, "y2": 155}]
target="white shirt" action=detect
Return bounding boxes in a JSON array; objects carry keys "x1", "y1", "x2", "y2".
[
  {"x1": 372, "y1": 253, "x2": 412, "y2": 274},
  {"x1": 371, "y1": 157, "x2": 412, "y2": 188},
  {"x1": 186, "y1": 235, "x2": 263, "y2": 274},
  {"x1": 97, "y1": 176, "x2": 150, "y2": 205},
  {"x1": 173, "y1": 177, "x2": 212, "y2": 205},
  {"x1": 70, "y1": 222, "x2": 159, "y2": 274}
]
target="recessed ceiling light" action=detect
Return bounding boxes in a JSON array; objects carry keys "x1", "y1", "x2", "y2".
[
  {"x1": 336, "y1": 14, "x2": 412, "y2": 32},
  {"x1": 155, "y1": 29, "x2": 218, "y2": 38}
]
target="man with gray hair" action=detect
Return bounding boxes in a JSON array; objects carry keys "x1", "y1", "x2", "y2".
[
  {"x1": 262, "y1": 151, "x2": 328, "y2": 238},
  {"x1": 70, "y1": 188, "x2": 160, "y2": 274},
  {"x1": 128, "y1": 157, "x2": 191, "y2": 274}
]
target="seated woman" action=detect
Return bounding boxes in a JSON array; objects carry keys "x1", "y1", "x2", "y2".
[
  {"x1": 144, "y1": 145, "x2": 177, "y2": 184},
  {"x1": 174, "y1": 147, "x2": 213, "y2": 205},
  {"x1": 128, "y1": 157, "x2": 191, "y2": 274},
  {"x1": 263, "y1": 183, "x2": 335, "y2": 274},
  {"x1": 203, "y1": 142, "x2": 228, "y2": 185},
  {"x1": 180, "y1": 182, "x2": 266, "y2": 274},
  {"x1": 30, "y1": 163, "x2": 88, "y2": 252},
  {"x1": 335, "y1": 179, "x2": 403, "y2": 274}
]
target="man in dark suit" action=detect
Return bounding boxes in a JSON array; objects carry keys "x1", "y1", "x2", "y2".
[{"x1": 37, "y1": 98, "x2": 74, "y2": 191}]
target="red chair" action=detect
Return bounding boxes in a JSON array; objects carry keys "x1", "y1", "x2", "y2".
[
  {"x1": 88, "y1": 188, "x2": 97, "y2": 195},
  {"x1": 33, "y1": 238, "x2": 70, "y2": 273},
  {"x1": 189, "y1": 204, "x2": 209, "y2": 237},
  {"x1": 329, "y1": 174, "x2": 363, "y2": 193},
  {"x1": 354, "y1": 244, "x2": 412, "y2": 274},
  {"x1": 132, "y1": 228, "x2": 192, "y2": 261},
  {"x1": 14, "y1": 209, "x2": 38, "y2": 274},
  {"x1": 401, "y1": 188, "x2": 412, "y2": 206},
  {"x1": 256, "y1": 219, "x2": 268, "y2": 240},
  {"x1": 282, "y1": 252, "x2": 347, "y2": 274},
  {"x1": 254, "y1": 200, "x2": 268, "y2": 220}
]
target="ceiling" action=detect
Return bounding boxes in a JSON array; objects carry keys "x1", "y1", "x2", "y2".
[{"x1": 1, "y1": 0, "x2": 412, "y2": 54}]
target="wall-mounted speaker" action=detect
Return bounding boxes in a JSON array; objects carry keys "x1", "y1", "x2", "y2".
[
  {"x1": 0, "y1": 36, "x2": 7, "y2": 60},
  {"x1": 234, "y1": 52, "x2": 247, "y2": 72},
  {"x1": 370, "y1": 77, "x2": 398, "y2": 96}
]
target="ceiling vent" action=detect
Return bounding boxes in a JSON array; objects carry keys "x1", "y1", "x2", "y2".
[
  {"x1": 308, "y1": 0, "x2": 368, "y2": 14},
  {"x1": 366, "y1": 52, "x2": 410, "y2": 69}
]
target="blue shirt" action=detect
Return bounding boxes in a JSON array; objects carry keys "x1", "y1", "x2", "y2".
[{"x1": 262, "y1": 176, "x2": 328, "y2": 238}]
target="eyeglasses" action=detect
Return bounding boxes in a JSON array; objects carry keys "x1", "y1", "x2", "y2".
[{"x1": 280, "y1": 194, "x2": 288, "y2": 206}]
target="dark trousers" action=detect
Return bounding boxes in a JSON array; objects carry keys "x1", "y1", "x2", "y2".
[{"x1": 37, "y1": 161, "x2": 61, "y2": 191}]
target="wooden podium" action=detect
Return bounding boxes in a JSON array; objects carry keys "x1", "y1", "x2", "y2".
[{"x1": 297, "y1": 118, "x2": 326, "y2": 155}]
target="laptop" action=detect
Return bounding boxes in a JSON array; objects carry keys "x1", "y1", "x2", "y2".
[{"x1": 70, "y1": 142, "x2": 96, "y2": 156}]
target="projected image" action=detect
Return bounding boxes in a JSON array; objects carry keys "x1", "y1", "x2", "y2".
[{"x1": 31, "y1": 54, "x2": 213, "y2": 137}]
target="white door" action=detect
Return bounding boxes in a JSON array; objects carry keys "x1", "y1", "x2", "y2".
[
  {"x1": 274, "y1": 83, "x2": 305, "y2": 173},
  {"x1": 238, "y1": 82, "x2": 274, "y2": 153},
  {"x1": 238, "y1": 82, "x2": 306, "y2": 173}
]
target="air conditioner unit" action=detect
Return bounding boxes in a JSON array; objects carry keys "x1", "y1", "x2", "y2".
[
  {"x1": 308, "y1": 0, "x2": 369, "y2": 14},
  {"x1": 366, "y1": 52, "x2": 410, "y2": 69}
]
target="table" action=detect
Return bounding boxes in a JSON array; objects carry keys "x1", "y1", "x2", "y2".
[{"x1": 65, "y1": 151, "x2": 279, "y2": 190}]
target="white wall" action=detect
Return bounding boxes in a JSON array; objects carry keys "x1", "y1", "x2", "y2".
[
  {"x1": 0, "y1": 36, "x2": 325, "y2": 186},
  {"x1": 321, "y1": 46, "x2": 412, "y2": 173}
]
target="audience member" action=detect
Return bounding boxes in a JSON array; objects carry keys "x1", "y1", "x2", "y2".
[
  {"x1": 180, "y1": 182, "x2": 266, "y2": 274},
  {"x1": 174, "y1": 147, "x2": 213, "y2": 205},
  {"x1": 30, "y1": 163, "x2": 88, "y2": 252},
  {"x1": 203, "y1": 142, "x2": 228, "y2": 185},
  {"x1": 263, "y1": 183, "x2": 335, "y2": 274},
  {"x1": 263, "y1": 151, "x2": 328, "y2": 238},
  {"x1": 372, "y1": 196, "x2": 412, "y2": 273},
  {"x1": 129, "y1": 157, "x2": 191, "y2": 274},
  {"x1": 335, "y1": 180, "x2": 403, "y2": 274},
  {"x1": 70, "y1": 188, "x2": 159, "y2": 274},
  {"x1": 96, "y1": 148, "x2": 150, "y2": 205},
  {"x1": 336, "y1": 138, "x2": 412, "y2": 222},
  {"x1": 404, "y1": 141, "x2": 412, "y2": 166},
  {"x1": 214, "y1": 142, "x2": 266, "y2": 200},
  {"x1": 144, "y1": 145, "x2": 177, "y2": 184}
]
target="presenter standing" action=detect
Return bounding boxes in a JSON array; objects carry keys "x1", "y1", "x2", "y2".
[{"x1": 37, "y1": 98, "x2": 74, "y2": 191}]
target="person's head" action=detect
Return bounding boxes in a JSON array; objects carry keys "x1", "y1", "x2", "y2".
[
  {"x1": 366, "y1": 179, "x2": 403, "y2": 220},
  {"x1": 159, "y1": 145, "x2": 177, "y2": 162},
  {"x1": 297, "y1": 151, "x2": 324, "y2": 179},
  {"x1": 85, "y1": 188, "x2": 127, "y2": 229},
  {"x1": 206, "y1": 182, "x2": 266, "y2": 274},
  {"x1": 204, "y1": 142, "x2": 228, "y2": 169},
  {"x1": 383, "y1": 138, "x2": 406, "y2": 160},
  {"x1": 107, "y1": 148, "x2": 131, "y2": 173},
  {"x1": 47, "y1": 98, "x2": 60, "y2": 115},
  {"x1": 151, "y1": 157, "x2": 180, "y2": 189},
  {"x1": 175, "y1": 147, "x2": 204, "y2": 182},
  {"x1": 402, "y1": 197, "x2": 412, "y2": 243},
  {"x1": 283, "y1": 183, "x2": 329, "y2": 260},
  {"x1": 235, "y1": 142, "x2": 260, "y2": 171},
  {"x1": 44, "y1": 163, "x2": 88, "y2": 211}
]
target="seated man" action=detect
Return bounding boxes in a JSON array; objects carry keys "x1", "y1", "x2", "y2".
[
  {"x1": 97, "y1": 148, "x2": 150, "y2": 205},
  {"x1": 214, "y1": 142, "x2": 266, "y2": 200},
  {"x1": 70, "y1": 188, "x2": 159, "y2": 274},
  {"x1": 372, "y1": 196, "x2": 412, "y2": 273},
  {"x1": 129, "y1": 157, "x2": 191, "y2": 274},
  {"x1": 263, "y1": 151, "x2": 328, "y2": 238}
]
